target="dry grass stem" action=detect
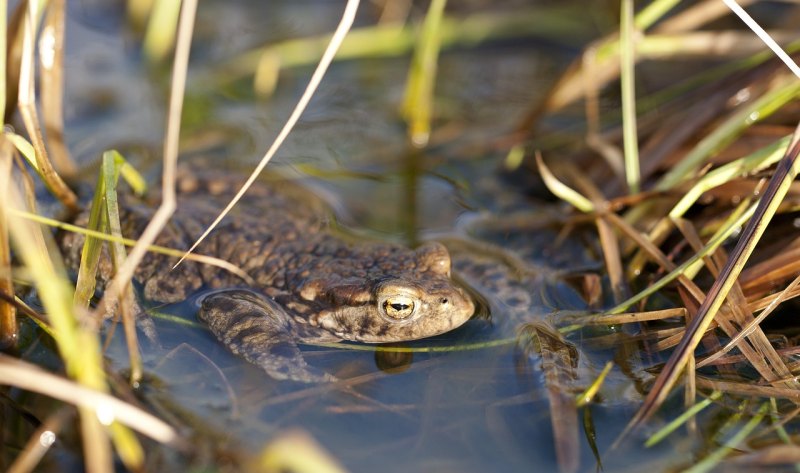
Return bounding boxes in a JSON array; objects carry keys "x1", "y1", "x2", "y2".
[
  {"x1": 0, "y1": 354, "x2": 178, "y2": 444},
  {"x1": 740, "y1": 244, "x2": 800, "y2": 293},
  {"x1": 6, "y1": 408, "x2": 72, "y2": 473},
  {"x1": 17, "y1": 2, "x2": 78, "y2": 211},
  {"x1": 698, "y1": 274, "x2": 800, "y2": 368},
  {"x1": 574, "y1": 179, "x2": 628, "y2": 304},
  {"x1": 584, "y1": 44, "x2": 624, "y2": 179},
  {"x1": 582, "y1": 308, "x2": 686, "y2": 325},
  {"x1": 696, "y1": 377, "x2": 800, "y2": 402},
  {"x1": 654, "y1": 0, "x2": 755, "y2": 33},
  {"x1": 0, "y1": 137, "x2": 15, "y2": 348},
  {"x1": 16, "y1": 0, "x2": 77, "y2": 212},
  {"x1": 39, "y1": 0, "x2": 75, "y2": 178},
  {"x1": 725, "y1": 0, "x2": 800, "y2": 78},
  {"x1": 10, "y1": 208, "x2": 254, "y2": 285}
]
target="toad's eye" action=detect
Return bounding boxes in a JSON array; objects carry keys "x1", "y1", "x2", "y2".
[{"x1": 380, "y1": 296, "x2": 417, "y2": 320}]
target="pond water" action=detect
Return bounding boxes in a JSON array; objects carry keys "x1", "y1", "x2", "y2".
[{"x1": 8, "y1": 1, "x2": 726, "y2": 472}]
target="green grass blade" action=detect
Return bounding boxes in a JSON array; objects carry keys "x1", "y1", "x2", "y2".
[
  {"x1": 645, "y1": 390, "x2": 722, "y2": 447},
  {"x1": 73, "y1": 162, "x2": 111, "y2": 308},
  {"x1": 143, "y1": 0, "x2": 180, "y2": 62},
  {"x1": 6, "y1": 177, "x2": 114, "y2": 471},
  {"x1": 669, "y1": 135, "x2": 790, "y2": 219},
  {"x1": 656, "y1": 77, "x2": 800, "y2": 191},
  {"x1": 535, "y1": 153, "x2": 594, "y2": 212},
  {"x1": 400, "y1": 0, "x2": 447, "y2": 147},
  {"x1": 620, "y1": 0, "x2": 640, "y2": 193},
  {"x1": 684, "y1": 403, "x2": 769, "y2": 473},
  {"x1": 610, "y1": 198, "x2": 756, "y2": 314},
  {"x1": 5, "y1": 131, "x2": 37, "y2": 171},
  {"x1": 634, "y1": 0, "x2": 681, "y2": 30},
  {"x1": 100, "y1": 151, "x2": 143, "y2": 387}
]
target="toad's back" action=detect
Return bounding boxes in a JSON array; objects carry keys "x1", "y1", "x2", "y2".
[{"x1": 61, "y1": 170, "x2": 474, "y2": 382}]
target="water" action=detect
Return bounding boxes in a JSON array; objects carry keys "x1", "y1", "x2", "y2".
[{"x1": 6, "y1": 1, "x2": 713, "y2": 472}]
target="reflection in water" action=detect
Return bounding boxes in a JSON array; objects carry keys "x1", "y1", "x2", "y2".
[{"x1": 374, "y1": 345, "x2": 414, "y2": 374}]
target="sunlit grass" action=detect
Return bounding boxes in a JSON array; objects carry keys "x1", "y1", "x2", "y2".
[
  {"x1": 220, "y1": 8, "x2": 589, "y2": 95},
  {"x1": 620, "y1": 0, "x2": 640, "y2": 193},
  {"x1": 524, "y1": 0, "x2": 800, "y2": 465},
  {"x1": 400, "y1": 0, "x2": 446, "y2": 147},
  {"x1": 5, "y1": 0, "x2": 800, "y2": 470}
]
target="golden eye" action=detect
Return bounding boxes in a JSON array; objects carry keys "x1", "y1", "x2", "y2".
[{"x1": 381, "y1": 296, "x2": 416, "y2": 320}]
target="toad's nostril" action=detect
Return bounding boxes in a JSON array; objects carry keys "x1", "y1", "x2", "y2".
[{"x1": 441, "y1": 298, "x2": 449, "y2": 304}]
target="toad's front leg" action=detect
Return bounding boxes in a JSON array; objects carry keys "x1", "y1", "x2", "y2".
[{"x1": 198, "y1": 290, "x2": 335, "y2": 383}]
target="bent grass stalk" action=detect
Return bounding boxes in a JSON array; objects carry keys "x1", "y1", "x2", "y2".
[
  {"x1": 16, "y1": 0, "x2": 77, "y2": 212},
  {"x1": 11, "y1": 208, "x2": 253, "y2": 283},
  {"x1": 40, "y1": 0, "x2": 75, "y2": 177}
]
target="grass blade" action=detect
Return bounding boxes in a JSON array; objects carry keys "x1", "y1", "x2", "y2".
[
  {"x1": 400, "y1": 0, "x2": 446, "y2": 147},
  {"x1": 620, "y1": 0, "x2": 640, "y2": 193},
  {"x1": 100, "y1": 151, "x2": 142, "y2": 385},
  {"x1": 645, "y1": 390, "x2": 722, "y2": 447},
  {"x1": 0, "y1": 137, "x2": 14, "y2": 348},
  {"x1": 143, "y1": 0, "x2": 181, "y2": 62},
  {"x1": 5, "y1": 177, "x2": 112, "y2": 472},
  {"x1": 655, "y1": 77, "x2": 800, "y2": 191},
  {"x1": 0, "y1": 353, "x2": 177, "y2": 444},
  {"x1": 684, "y1": 402, "x2": 769, "y2": 473},
  {"x1": 535, "y1": 153, "x2": 594, "y2": 212},
  {"x1": 16, "y1": 0, "x2": 77, "y2": 212},
  {"x1": 39, "y1": 0, "x2": 75, "y2": 177}
]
